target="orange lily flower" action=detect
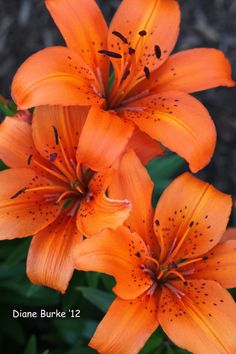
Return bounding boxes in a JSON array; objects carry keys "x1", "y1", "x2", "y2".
[
  {"x1": 12, "y1": 0, "x2": 234, "y2": 172},
  {"x1": 0, "y1": 106, "x2": 135, "y2": 293},
  {"x1": 75, "y1": 151, "x2": 236, "y2": 354}
]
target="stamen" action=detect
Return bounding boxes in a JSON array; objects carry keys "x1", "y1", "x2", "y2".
[
  {"x1": 154, "y1": 45, "x2": 162, "y2": 59},
  {"x1": 144, "y1": 66, "x2": 150, "y2": 80},
  {"x1": 32, "y1": 159, "x2": 68, "y2": 183},
  {"x1": 176, "y1": 256, "x2": 209, "y2": 269},
  {"x1": 142, "y1": 254, "x2": 160, "y2": 268},
  {"x1": 122, "y1": 69, "x2": 130, "y2": 81},
  {"x1": 27, "y1": 154, "x2": 33, "y2": 166},
  {"x1": 167, "y1": 221, "x2": 195, "y2": 262},
  {"x1": 112, "y1": 31, "x2": 128, "y2": 44},
  {"x1": 98, "y1": 50, "x2": 122, "y2": 59},
  {"x1": 52, "y1": 126, "x2": 59, "y2": 145},
  {"x1": 10, "y1": 186, "x2": 28, "y2": 199},
  {"x1": 146, "y1": 283, "x2": 157, "y2": 296},
  {"x1": 49, "y1": 153, "x2": 58, "y2": 162},
  {"x1": 56, "y1": 190, "x2": 78, "y2": 203},
  {"x1": 67, "y1": 200, "x2": 80, "y2": 217},
  {"x1": 163, "y1": 269, "x2": 186, "y2": 282},
  {"x1": 121, "y1": 89, "x2": 150, "y2": 105},
  {"x1": 154, "y1": 219, "x2": 165, "y2": 263},
  {"x1": 128, "y1": 47, "x2": 135, "y2": 55},
  {"x1": 165, "y1": 283, "x2": 185, "y2": 298},
  {"x1": 139, "y1": 30, "x2": 147, "y2": 36}
]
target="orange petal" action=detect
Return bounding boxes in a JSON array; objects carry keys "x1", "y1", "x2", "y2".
[
  {"x1": 109, "y1": 150, "x2": 158, "y2": 252},
  {"x1": 153, "y1": 173, "x2": 231, "y2": 262},
  {"x1": 33, "y1": 105, "x2": 89, "y2": 163},
  {"x1": 77, "y1": 179, "x2": 131, "y2": 237},
  {"x1": 46, "y1": 0, "x2": 109, "y2": 89},
  {"x1": 220, "y1": 227, "x2": 236, "y2": 242},
  {"x1": 108, "y1": 0, "x2": 180, "y2": 85},
  {"x1": 123, "y1": 91, "x2": 216, "y2": 172},
  {"x1": 0, "y1": 168, "x2": 62, "y2": 239},
  {"x1": 12, "y1": 46, "x2": 103, "y2": 109},
  {"x1": 77, "y1": 106, "x2": 134, "y2": 171},
  {"x1": 0, "y1": 115, "x2": 36, "y2": 168},
  {"x1": 146, "y1": 48, "x2": 235, "y2": 94},
  {"x1": 127, "y1": 128, "x2": 164, "y2": 165},
  {"x1": 183, "y1": 240, "x2": 236, "y2": 289},
  {"x1": 159, "y1": 280, "x2": 236, "y2": 354},
  {"x1": 27, "y1": 212, "x2": 82, "y2": 293},
  {"x1": 74, "y1": 226, "x2": 153, "y2": 299},
  {"x1": 89, "y1": 295, "x2": 159, "y2": 354}
]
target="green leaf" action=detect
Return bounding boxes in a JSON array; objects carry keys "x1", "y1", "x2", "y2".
[
  {"x1": 147, "y1": 154, "x2": 185, "y2": 182},
  {"x1": 0, "y1": 160, "x2": 8, "y2": 171},
  {"x1": 4, "y1": 238, "x2": 31, "y2": 266},
  {"x1": 0, "y1": 100, "x2": 17, "y2": 116},
  {"x1": 41, "y1": 351, "x2": 50, "y2": 354},
  {"x1": 23, "y1": 335, "x2": 37, "y2": 354},
  {"x1": 78, "y1": 286, "x2": 115, "y2": 313},
  {"x1": 140, "y1": 330, "x2": 163, "y2": 354},
  {"x1": 85, "y1": 272, "x2": 100, "y2": 288}
]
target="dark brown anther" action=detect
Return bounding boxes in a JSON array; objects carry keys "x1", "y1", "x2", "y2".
[
  {"x1": 202, "y1": 256, "x2": 208, "y2": 261},
  {"x1": 154, "y1": 45, "x2": 162, "y2": 59},
  {"x1": 144, "y1": 66, "x2": 150, "y2": 80},
  {"x1": 52, "y1": 126, "x2": 59, "y2": 145},
  {"x1": 112, "y1": 31, "x2": 128, "y2": 44},
  {"x1": 189, "y1": 221, "x2": 194, "y2": 228},
  {"x1": 183, "y1": 281, "x2": 188, "y2": 286},
  {"x1": 135, "y1": 252, "x2": 141, "y2": 258},
  {"x1": 98, "y1": 50, "x2": 122, "y2": 59},
  {"x1": 122, "y1": 69, "x2": 130, "y2": 81},
  {"x1": 49, "y1": 152, "x2": 58, "y2": 162},
  {"x1": 128, "y1": 47, "x2": 136, "y2": 55},
  {"x1": 11, "y1": 186, "x2": 28, "y2": 199},
  {"x1": 27, "y1": 154, "x2": 33, "y2": 166},
  {"x1": 139, "y1": 30, "x2": 147, "y2": 36}
]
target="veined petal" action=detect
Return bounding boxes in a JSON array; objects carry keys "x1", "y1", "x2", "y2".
[
  {"x1": 0, "y1": 115, "x2": 37, "y2": 168},
  {"x1": 109, "y1": 150, "x2": 158, "y2": 252},
  {"x1": 153, "y1": 173, "x2": 231, "y2": 262},
  {"x1": 108, "y1": 0, "x2": 180, "y2": 86},
  {"x1": 127, "y1": 128, "x2": 164, "y2": 165},
  {"x1": 135, "y1": 48, "x2": 235, "y2": 95},
  {"x1": 74, "y1": 226, "x2": 153, "y2": 299},
  {"x1": 89, "y1": 296, "x2": 159, "y2": 354},
  {"x1": 46, "y1": 0, "x2": 109, "y2": 89},
  {"x1": 77, "y1": 168, "x2": 131, "y2": 238},
  {"x1": 12, "y1": 46, "x2": 103, "y2": 109},
  {"x1": 33, "y1": 105, "x2": 89, "y2": 163},
  {"x1": 77, "y1": 106, "x2": 134, "y2": 171},
  {"x1": 123, "y1": 91, "x2": 216, "y2": 172},
  {"x1": 183, "y1": 240, "x2": 236, "y2": 289},
  {"x1": 159, "y1": 280, "x2": 236, "y2": 354},
  {"x1": 27, "y1": 212, "x2": 82, "y2": 293},
  {"x1": 0, "y1": 168, "x2": 62, "y2": 239}
]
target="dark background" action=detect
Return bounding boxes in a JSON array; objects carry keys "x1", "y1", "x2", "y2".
[{"x1": 0, "y1": 1, "x2": 235, "y2": 353}]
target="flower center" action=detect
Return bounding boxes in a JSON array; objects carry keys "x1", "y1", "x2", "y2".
[{"x1": 98, "y1": 29, "x2": 162, "y2": 109}]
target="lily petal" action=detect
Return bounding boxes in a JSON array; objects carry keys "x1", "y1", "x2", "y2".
[
  {"x1": 12, "y1": 46, "x2": 103, "y2": 109},
  {"x1": 127, "y1": 128, "x2": 164, "y2": 165},
  {"x1": 183, "y1": 240, "x2": 236, "y2": 289},
  {"x1": 89, "y1": 296, "x2": 159, "y2": 354},
  {"x1": 109, "y1": 149, "x2": 158, "y2": 252},
  {"x1": 46, "y1": 0, "x2": 109, "y2": 88},
  {"x1": 0, "y1": 168, "x2": 62, "y2": 239},
  {"x1": 108, "y1": 0, "x2": 180, "y2": 84},
  {"x1": 136, "y1": 48, "x2": 235, "y2": 94},
  {"x1": 33, "y1": 105, "x2": 89, "y2": 163},
  {"x1": 123, "y1": 91, "x2": 216, "y2": 172},
  {"x1": 27, "y1": 212, "x2": 82, "y2": 293},
  {"x1": 159, "y1": 280, "x2": 236, "y2": 354},
  {"x1": 220, "y1": 227, "x2": 236, "y2": 242},
  {"x1": 74, "y1": 226, "x2": 153, "y2": 299},
  {"x1": 0, "y1": 115, "x2": 37, "y2": 168},
  {"x1": 153, "y1": 173, "x2": 231, "y2": 262},
  {"x1": 77, "y1": 175, "x2": 131, "y2": 237},
  {"x1": 77, "y1": 105, "x2": 134, "y2": 171}
]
